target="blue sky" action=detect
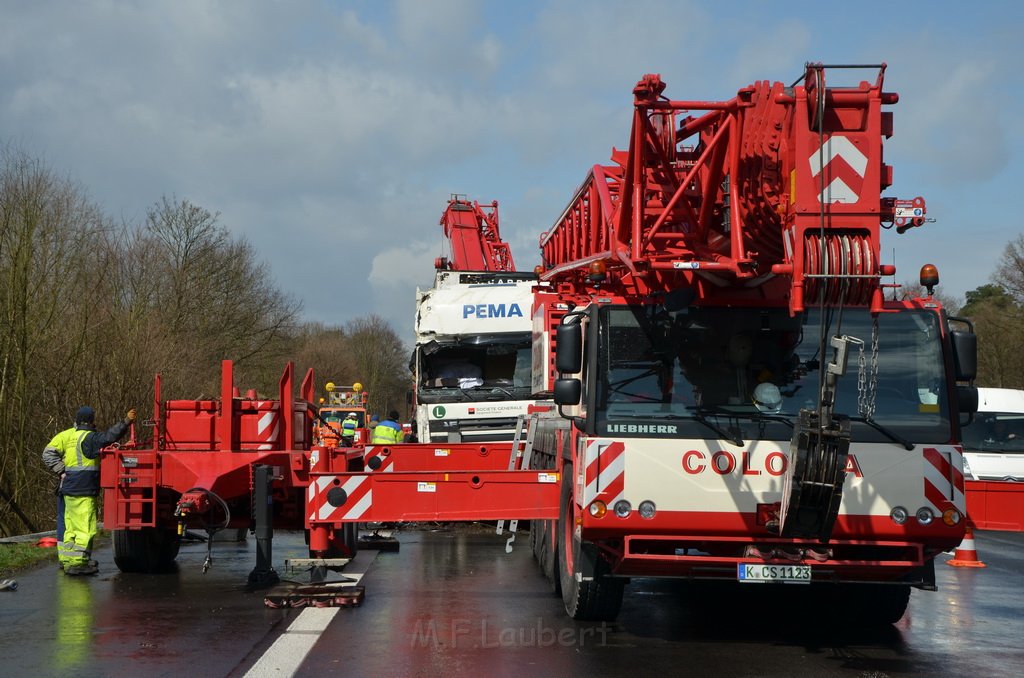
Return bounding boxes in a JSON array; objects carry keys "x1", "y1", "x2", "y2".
[{"x1": 2, "y1": 1, "x2": 1021, "y2": 336}]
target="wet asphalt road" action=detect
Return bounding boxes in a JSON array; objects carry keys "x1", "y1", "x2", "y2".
[{"x1": 1, "y1": 527, "x2": 1023, "y2": 677}]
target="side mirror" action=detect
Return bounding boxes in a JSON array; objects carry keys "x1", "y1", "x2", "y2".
[
  {"x1": 950, "y1": 330, "x2": 977, "y2": 381},
  {"x1": 957, "y1": 385, "x2": 979, "y2": 416},
  {"x1": 555, "y1": 323, "x2": 583, "y2": 373},
  {"x1": 553, "y1": 378, "x2": 582, "y2": 405}
]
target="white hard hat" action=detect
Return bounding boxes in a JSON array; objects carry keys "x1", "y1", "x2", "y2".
[
  {"x1": 346, "y1": 412, "x2": 357, "y2": 418},
  {"x1": 753, "y1": 382, "x2": 782, "y2": 413}
]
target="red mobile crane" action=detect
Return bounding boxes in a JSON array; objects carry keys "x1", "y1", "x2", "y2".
[
  {"x1": 434, "y1": 195, "x2": 516, "y2": 272},
  {"x1": 525, "y1": 63, "x2": 978, "y2": 622}
]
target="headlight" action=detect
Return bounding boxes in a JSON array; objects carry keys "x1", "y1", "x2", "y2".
[
  {"x1": 638, "y1": 500, "x2": 657, "y2": 519},
  {"x1": 915, "y1": 507, "x2": 934, "y2": 525},
  {"x1": 890, "y1": 506, "x2": 909, "y2": 525},
  {"x1": 613, "y1": 500, "x2": 632, "y2": 518},
  {"x1": 588, "y1": 501, "x2": 607, "y2": 517}
]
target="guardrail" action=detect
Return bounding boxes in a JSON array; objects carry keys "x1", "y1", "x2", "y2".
[{"x1": 0, "y1": 529, "x2": 57, "y2": 544}]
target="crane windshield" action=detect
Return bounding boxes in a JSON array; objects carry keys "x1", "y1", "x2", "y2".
[{"x1": 595, "y1": 305, "x2": 952, "y2": 444}]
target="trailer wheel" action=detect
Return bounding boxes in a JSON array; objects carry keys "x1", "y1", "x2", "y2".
[
  {"x1": 529, "y1": 452, "x2": 560, "y2": 594},
  {"x1": 341, "y1": 522, "x2": 359, "y2": 558},
  {"x1": 113, "y1": 528, "x2": 181, "y2": 573},
  {"x1": 557, "y1": 463, "x2": 624, "y2": 621}
]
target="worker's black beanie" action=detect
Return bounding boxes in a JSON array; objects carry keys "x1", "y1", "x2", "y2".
[{"x1": 75, "y1": 406, "x2": 95, "y2": 426}]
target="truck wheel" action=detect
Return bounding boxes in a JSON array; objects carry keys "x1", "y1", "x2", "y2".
[
  {"x1": 557, "y1": 463, "x2": 624, "y2": 621},
  {"x1": 530, "y1": 518, "x2": 560, "y2": 594},
  {"x1": 842, "y1": 584, "x2": 911, "y2": 625},
  {"x1": 113, "y1": 528, "x2": 181, "y2": 573}
]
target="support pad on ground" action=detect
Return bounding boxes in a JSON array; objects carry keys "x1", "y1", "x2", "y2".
[{"x1": 264, "y1": 582, "x2": 365, "y2": 608}]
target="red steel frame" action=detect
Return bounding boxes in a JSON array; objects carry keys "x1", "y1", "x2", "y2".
[
  {"x1": 101, "y1": 361, "x2": 557, "y2": 556},
  {"x1": 437, "y1": 195, "x2": 516, "y2": 272},
  {"x1": 537, "y1": 65, "x2": 922, "y2": 314}
]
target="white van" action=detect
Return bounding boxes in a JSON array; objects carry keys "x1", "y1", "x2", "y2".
[{"x1": 960, "y1": 387, "x2": 1024, "y2": 482}]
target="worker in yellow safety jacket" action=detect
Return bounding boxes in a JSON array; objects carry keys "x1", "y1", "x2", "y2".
[
  {"x1": 42, "y1": 405, "x2": 136, "y2": 576},
  {"x1": 341, "y1": 412, "x2": 358, "y2": 446},
  {"x1": 370, "y1": 410, "x2": 403, "y2": 445}
]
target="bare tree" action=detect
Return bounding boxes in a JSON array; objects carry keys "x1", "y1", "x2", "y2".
[
  {"x1": 996, "y1": 236, "x2": 1024, "y2": 301},
  {"x1": 292, "y1": 322, "x2": 352, "y2": 397},
  {"x1": 897, "y1": 280, "x2": 962, "y2": 314},
  {"x1": 0, "y1": 145, "x2": 111, "y2": 534},
  {"x1": 343, "y1": 316, "x2": 411, "y2": 417},
  {"x1": 140, "y1": 196, "x2": 301, "y2": 396}
]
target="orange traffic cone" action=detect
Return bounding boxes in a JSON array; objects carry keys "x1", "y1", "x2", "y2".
[{"x1": 947, "y1": 525, "x2": 987, "y2": 568}]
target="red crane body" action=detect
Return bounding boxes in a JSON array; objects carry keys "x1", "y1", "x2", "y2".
[
  {"x1": 436, "y1": 195, "x2": 516, "y2": 272},
  {"x1": 538, "y1": 64, "x2": 923, "y2": 313}
]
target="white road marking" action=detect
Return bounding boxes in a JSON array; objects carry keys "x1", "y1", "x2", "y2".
[
  {"x1": 245, "y1": 547, "x2": 378, "y2": 677},
  {"x1": 245, "y1": 607, "x2": 339, "y2": 677}
]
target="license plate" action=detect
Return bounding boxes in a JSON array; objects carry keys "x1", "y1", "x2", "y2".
[{"x1": 737, "y1": 563, "x2": 811, "y2": 583}]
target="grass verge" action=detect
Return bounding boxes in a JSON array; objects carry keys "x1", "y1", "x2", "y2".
[{"x1": 0, "y1": 542, "x2": 58, "y2": 577}]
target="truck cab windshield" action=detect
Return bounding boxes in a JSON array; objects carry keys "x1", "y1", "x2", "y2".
[{"x1": 416, "y1": 334, "x2": 532, "y2": 403}]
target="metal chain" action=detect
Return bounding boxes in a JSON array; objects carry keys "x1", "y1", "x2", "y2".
[
  {"x1": 855, "y1": 338, "x2": 870, "y2": 418},
  {"x1": 869, "y1": 315, "x2": 880, "y2": 413},
  {"x1": 853, "y1": 315, "x2": 883, "y2": 419},
  {"x1": 855, "y1": 319, "x2": 881, "y2": 419}
]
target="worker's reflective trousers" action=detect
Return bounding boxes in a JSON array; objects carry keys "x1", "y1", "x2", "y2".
[{"x1": 58, "y1": 495, "x2": 97, "y2": 567}]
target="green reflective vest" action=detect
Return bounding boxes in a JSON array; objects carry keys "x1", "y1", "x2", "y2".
[
  {"x1": 49, "y1": 428, "x2": 98, "y2": 496},
  {"x1": 371, "y1": 421, "x2": 402, "y2": 444}
]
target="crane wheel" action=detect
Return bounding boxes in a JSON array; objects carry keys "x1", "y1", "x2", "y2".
[{"x1": 557, "y1": 463, "x2": 624, "y2": 621}]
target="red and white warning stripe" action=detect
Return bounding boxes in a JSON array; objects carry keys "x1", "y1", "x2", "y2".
[
  {"x1": 583, "y1": 440, "x2": 625, "y2": 506},
  {"x1": 257, "y1": 405, "x2": 280, "y2": 450},
  {"x1": 307, "y1": 474, "x2": 372, "y2": 522},
  {"x1": 923, "y1": 445, "x2": 965, "y2": 514},
  {"x1": 362, "y1": 446, "x2": 395, "y2": 473},
  {"x1": 809, "y1": 134, "x2": 867, "y2": 204}
]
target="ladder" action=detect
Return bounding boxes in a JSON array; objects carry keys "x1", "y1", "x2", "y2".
[
  {"x1": 112, "y1": 449, "x2": 159, "y2": 528},
  {"x1": 497, "y1": 413, "x2": 538, "y2": 552}
]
